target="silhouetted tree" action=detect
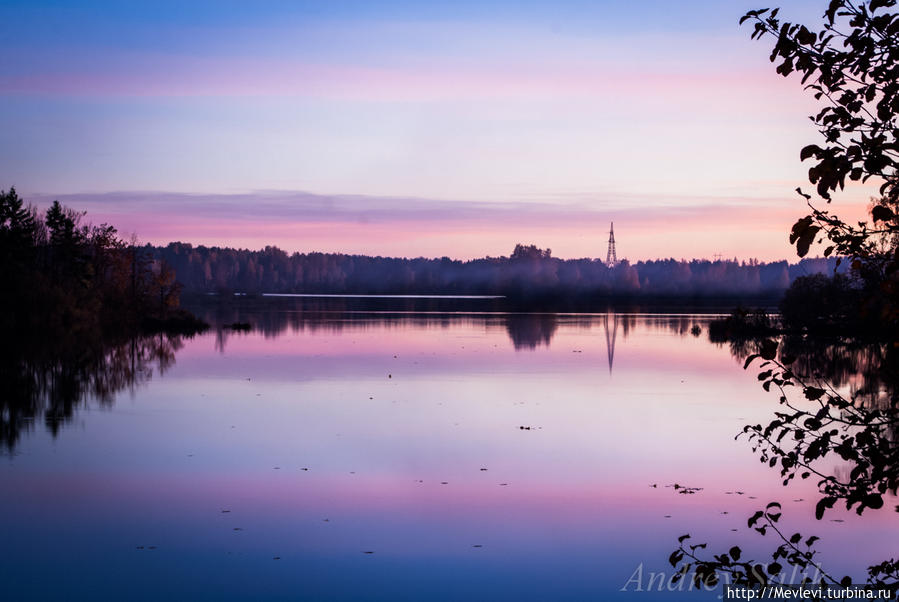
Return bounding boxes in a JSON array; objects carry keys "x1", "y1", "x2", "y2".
[
  {"x1": 0, "y1": 189, "x2": 203, "y2": 337},
  {"x1": 670, "y1": 1, "x2": 899, "y2": 593}
]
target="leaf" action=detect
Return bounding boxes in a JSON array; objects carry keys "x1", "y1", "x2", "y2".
[
  {"x1": 760, "y1": 339, "x2": 778, "y2": 361},
  {"x1": 748, "y1": 510, "x2": 765, "y2": 527},
  {"x1": 729, "y1": 546, "x2": 742, "y2": 561},
  {"x1": 864, "y1": 493, "x2": 884, "y2": 510},
  {"x1": 800, "y1": 144, "x2": 821, "y2": 160},
  {"x1": 795, "y1": 225, "x2": 821, "y2": 258},
  {"x1": 790, "y1": 533, "x2": 802, "y2": 544},
  {"x1": 815, "y1": 497, "x2": 836, "y2": 520},
  {"x1": 768, "y1": 562, "x2": 783, "y2": 575},
  {"x1": 678, "y1": 534, "x2": 691, "y2": 543},
  {"x1": 669, "y1": 550, "x2": 684, "y2": 567},
  {"x1": 804, "y1": 387, "x2": 826, "y2": 400},
  {"x1": 872, "y1": 205, "x2": 895, "y2": 222},
  {"x1": 790, "y1": 216, "x2": 814, "y2": 244}
]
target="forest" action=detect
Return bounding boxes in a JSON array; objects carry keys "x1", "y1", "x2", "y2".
[
  {"x1": 151, "y1": 241, "x2": 840, "y2": 299},
  {"x1": 0, "y1": 187, "x2": 202, "y2": 338}
]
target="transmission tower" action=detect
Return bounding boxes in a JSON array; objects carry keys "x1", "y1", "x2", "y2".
[{"x1": 606, "y1": 222, "x2": 617, "y2": 267}]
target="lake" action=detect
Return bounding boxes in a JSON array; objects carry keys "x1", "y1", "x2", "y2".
[{"x1": 1, "y1": 299, "x2": 892, "y2": 600}]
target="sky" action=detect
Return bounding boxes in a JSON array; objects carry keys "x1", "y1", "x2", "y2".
[{"x1": 0, "y1": 0, "x2": 877, "y2": 260}]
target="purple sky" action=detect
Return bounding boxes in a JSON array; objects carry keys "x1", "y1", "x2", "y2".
[{"x1": 0, "y1": 0, "x2": 873, "y2": 260}]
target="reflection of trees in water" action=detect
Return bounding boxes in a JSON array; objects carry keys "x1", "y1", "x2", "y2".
[
  {"x1": 0, "y1": 334, "x2": 184, "y2": 453},
  {"x1": 191, "y1": 297, "x2": 706, "y2": 356},
  {"x1": 675, "y1": 328, "x2": 899, "y2": 590},
  {"x1": 714, "y1": 332, "x2": 899, "y2": 411},
  {"x1": 505, "y1": 314, "x2": 558, "y2": 350},
  {"x1": 1, "y1": 303, "x2": 720, "y2": 453}
]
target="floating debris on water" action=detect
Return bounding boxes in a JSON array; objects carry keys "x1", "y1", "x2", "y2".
[{"x1": 667, "y1": 483, "x2": 703, "y2": 494}]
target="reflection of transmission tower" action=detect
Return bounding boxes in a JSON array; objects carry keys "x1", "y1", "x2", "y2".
[
  {"x1": 606, "y1": 222, "x2": 617, "y2": 267},
  {"x1": 603, "y1": 312, "x2": 618, "y2": 374}
]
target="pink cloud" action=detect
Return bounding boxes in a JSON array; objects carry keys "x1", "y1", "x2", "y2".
[{"x1": 22, "y1": 189, "x2": 871, "y2": 261}]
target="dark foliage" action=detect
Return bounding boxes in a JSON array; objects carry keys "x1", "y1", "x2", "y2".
[
  {"x1": 779, "y1": 273, "x2": 860, "y2": 332},
  {"x1": 708, "y1": 307, "x2": 779, "y2": 340},
  {"x1": 670, "y1": 1, "x2": 899, "y2": 593},
  {"x1": 745, "y1": 0, "x2": 899, "y2": 326},
  {"x1": 0, "y1": 187, "x2": 205, "y2": 339}
]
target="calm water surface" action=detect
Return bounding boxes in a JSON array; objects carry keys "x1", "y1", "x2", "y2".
[{"x1": 1, "y1": 305, "x2": 892, "y2": 600}]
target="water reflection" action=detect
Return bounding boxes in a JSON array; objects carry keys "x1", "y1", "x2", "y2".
[
  {"x1": 711, "y1": 329, "x2": 899, "y2": 409},
  {"x1": 604, "y1": 313, "x2": 618, "y2": 373},
  {"x1": 2, "y1": 303, "x2": 895, "y2": 601},
  {"x1": 10, "y1": 303, "x2": 893, "y2": 462},
  {"x1": 682, "y1": 323, "x2": 899, "y2": 590},
  {"x1": 504, "y1": 314, "x2": 558, "y2": 350},
  {"x1": 1, "y1": 307, "x2": 710, "y2": 453},
  {"x1": 0, "y1": 333, "x2": 185, "y2": 453}
]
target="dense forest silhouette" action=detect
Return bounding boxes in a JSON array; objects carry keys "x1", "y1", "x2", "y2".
[
  {"x1": 0, "y1": 187, "x2": 203, "y2": 337},
  {"x1": 1, "y1": 187, "x2": 208, "y2": 452},
  {"x1": 151, "y1": 241, "x2": 841, "y2": 299}
]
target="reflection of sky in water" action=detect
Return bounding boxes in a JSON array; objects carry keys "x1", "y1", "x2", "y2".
[{"x1": 1, "y1": 314, "x2": 894, "y2": 600}]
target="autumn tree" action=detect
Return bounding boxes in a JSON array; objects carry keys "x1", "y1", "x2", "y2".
[
  {"x1": 741, "y1": 0, "x2": 899, "y2": 324},
  {"x1": 668, "y1": 2, "x2": 899, "y2": 593}
]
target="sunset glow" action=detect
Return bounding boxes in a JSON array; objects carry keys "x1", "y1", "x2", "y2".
[{"x1": 0, "y1": 0, "x2": 871, "y2": 260}]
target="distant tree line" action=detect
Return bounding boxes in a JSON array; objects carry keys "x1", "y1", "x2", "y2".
[
  {"x1": 0, "y1": 187, "x2": 191, "y2": 337},
  {"x1": 152, "y1": 241, "x2": 840, "y2": 298}
]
